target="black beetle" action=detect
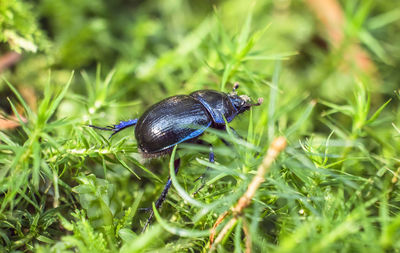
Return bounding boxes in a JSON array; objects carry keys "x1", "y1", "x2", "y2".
[{"x1": 89, "y1": 84, "x2": 263, "y2": 230}]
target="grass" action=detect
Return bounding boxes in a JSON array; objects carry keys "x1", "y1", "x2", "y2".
[{"x1": 1, "y1": 0, "x2": 400, "y2": 252}]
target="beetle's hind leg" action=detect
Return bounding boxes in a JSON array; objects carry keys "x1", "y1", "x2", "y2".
[
  {"x1": 142, "y1": 157, "x2": 181, "y2": 232},
  {"x1": 193, "y1": 140, "x2": 214, "y2": 196},
  {"x1": 88, "y1": 119, "x2": 138, "y2": 139}
]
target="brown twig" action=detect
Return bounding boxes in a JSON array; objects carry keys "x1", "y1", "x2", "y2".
[
  {"x1": 0, "y1": 85, "x2": 37, "y2": 130},
  {"x1": 209, "y1": 210, "x2": 229, "y2": 245},
  {"x1": 232, "y1": 137, "x2": 287, "y2": 214},
  {"x1": 0, "y1": 52, "x2": 21, "y2": 72},
  {"x1": 242, "y1": 218, "x2": 251, "y2": 253},
  {"x1": 212, "y1": 216, "x2": 238, "y2": 250},
  {"x1": 0, "y1": 87, "x2": 37, "y2": 130},
  {"x1": 305, "y1": 0, "x2": 376, "y2": 74},
  {"x1": 0, "y1": 115, "x2": 26, "y2": 130},
  {"x1": 209, "y1": 137, "x2": 287, "y2": 252}
]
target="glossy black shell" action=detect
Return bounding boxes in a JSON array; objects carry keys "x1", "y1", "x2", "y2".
[
  {"x1": 190, "y1": 90, "x2": 238, "y2": 125},
  {"x1": 135, "y1": 95, "x2": 212, "y2": 156},
  {"x1": 135, "y1": 90, "x2": 239, "y2": 156}
]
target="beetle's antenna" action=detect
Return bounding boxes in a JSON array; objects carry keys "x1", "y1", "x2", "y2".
[
  {"x1": 88, "y1": 119, "x2": 138, "y2": 139},
  {"x1": 232, "y1": 83, "x2": 239, "y2": 92},
  {"x1": 230, "y1": 83, "x2": 240, "y2": 96}
]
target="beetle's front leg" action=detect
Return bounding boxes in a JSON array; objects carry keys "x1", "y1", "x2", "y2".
[
  {"x1": 223, "y1": 126, "x2": 261, "y2": 157},
  {"x1": 142, "y1": 157, "x2": 180, "y2": 232},
  {"x1": 228, "y1": 126, "x2": 244, "y2": 140},
  {"x1": 219, "y1": 126, "x2": 244, "y2": 147}
]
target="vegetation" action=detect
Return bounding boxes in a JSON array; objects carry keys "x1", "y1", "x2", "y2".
[{"x1": 1, "y1": 0, "x2": 400, "y2": 252}]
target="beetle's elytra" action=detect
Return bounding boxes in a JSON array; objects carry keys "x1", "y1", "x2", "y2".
[{"x1": 89, "y1": 84, "x2": 263, "y2": 231}]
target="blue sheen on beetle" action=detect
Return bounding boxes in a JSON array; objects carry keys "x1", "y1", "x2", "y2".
[{"x1": 89, "y1": 84, "x2": 263, "y2": 231}]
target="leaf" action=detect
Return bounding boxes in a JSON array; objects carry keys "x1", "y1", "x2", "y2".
[{"x1": 366, "y1": 99, "x2": 391, "y2": 125}]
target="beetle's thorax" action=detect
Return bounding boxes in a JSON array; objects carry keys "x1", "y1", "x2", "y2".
[{"x1": 190, "y1": 90, "x2": 239, "y2": 126}]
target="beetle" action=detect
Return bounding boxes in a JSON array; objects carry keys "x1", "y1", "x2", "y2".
[{"x1": 89, "y1": 84, "x2": 263, "y2": 231}]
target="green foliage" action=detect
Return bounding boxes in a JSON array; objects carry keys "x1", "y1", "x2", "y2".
[
  {"x1": 1, "y1": 0, "x2": 400, "y2": 252},
  {"x1": 74, "y1": 174, "x2": 120, "y2": 229},
  {"x1": 0, "y1": 0, "x2": 47, "y2": 52}
]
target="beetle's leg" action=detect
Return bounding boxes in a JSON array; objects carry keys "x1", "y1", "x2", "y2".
[
  {"x1": 193, "y1": 140, "x2": 214, "y2": 196},
  {"x1": 228, "y1": 126, "x2": 244, "y2": 140},
  {"x1": 219, "y1": 126, "x2": 244, "y2": 147},
  {"x1": 89, "y1": 119, "x2": 138, "y2": 139},
  {"x1": 223, "y1": 127, "x2": 260, "y2": 157},
  {"x1": 142, "y1": 157, "x2": 180, "y2": 232},
  {"x1": 219, "y1": 137, "x2": 232, "y2": 147}
]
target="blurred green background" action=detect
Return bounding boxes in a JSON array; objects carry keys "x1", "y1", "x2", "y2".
[
  {"x1": 1, "y1": 0, "x2": 400, "y2": 252},
  {"x1": 3, "y1": 0, "x2": 398, "y2": 103}
]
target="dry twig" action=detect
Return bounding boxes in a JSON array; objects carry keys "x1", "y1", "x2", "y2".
[
  {"x1": 209, "y1": 137, "x2": 287, "y2": 252},
  {"x1": 0, "y1": 86, "x2": 36, "y2": 130},
  {"x1": 242, "y1": 218, "x2": 251, "y2": 253},
  {"x1": 305, "y1": 0, "x2": 376, "y2": 74},
  {"x1": 0, "y1": 52, "x2": 21, "y2": 72}
]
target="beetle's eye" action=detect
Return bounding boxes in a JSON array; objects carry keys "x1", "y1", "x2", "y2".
[{"x1": 229, "y1": 95, "x2": 245, "y2": 110}]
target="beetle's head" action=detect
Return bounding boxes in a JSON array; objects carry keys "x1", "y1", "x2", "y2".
[{"x1": 228, "y1": 83, "x2": 263, "y2": 114}]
